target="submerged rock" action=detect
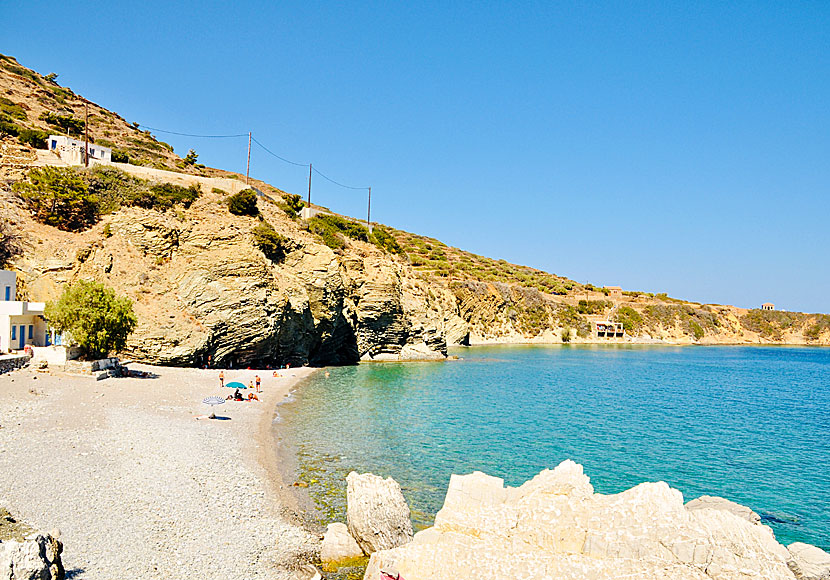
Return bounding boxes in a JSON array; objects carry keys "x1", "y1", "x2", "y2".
[
  {"x1": 365, "y1": 460, "x2": 799, "y2": 580},
  {"x1": 0, "y1": 533, "x2": 64, "y2": 580},
  {"x1": 320, "y1": 522, "x2": 364, "y2": 564},
  {"x1": 685, "y1": 494, "x2": 762, "y2": 525},
  {"x1": 346, "y1": 472, "x2": 413, "y2": 555},
  {"x1": 787, "y1": 542, "x2": 830, "y2": 580}
]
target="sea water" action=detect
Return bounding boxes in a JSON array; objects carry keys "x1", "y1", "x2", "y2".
[{"x1": 277, "y1": 345, "x2": 830, "y2": 550}]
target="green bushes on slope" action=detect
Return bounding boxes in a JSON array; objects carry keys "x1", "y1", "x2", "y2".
[{"x1": 226, "y1": 189, "x2": 259, "y2": 216}]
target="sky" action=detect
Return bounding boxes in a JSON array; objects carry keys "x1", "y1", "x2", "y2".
[{"x1": 3, "y1": 1, "x2": 829, "y2": 312}]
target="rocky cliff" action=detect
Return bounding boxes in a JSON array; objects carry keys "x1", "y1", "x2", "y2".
[{"x1": 2, "y1": 54, "x2": 829, "y2": 366}]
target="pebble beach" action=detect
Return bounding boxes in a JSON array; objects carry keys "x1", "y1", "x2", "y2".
[{"x1": 0, "y1": 363, "x2": 319, "y2": 579}]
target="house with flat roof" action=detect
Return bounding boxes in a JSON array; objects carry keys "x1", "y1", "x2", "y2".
[
  {"x1": 0, "y1": 270, "x2": 50, "y2": 353},
  {"x1": 47, "y1": 135, "x2": 111, "y2": 165},
  {"x1": 761, "y1": 303, "x2": 775, "y2": 311},
  {"x1": 606, "y1": 286, "x2": 623, "y2": 299}
]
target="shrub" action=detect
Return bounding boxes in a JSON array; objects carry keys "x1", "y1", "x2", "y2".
[
  {"x1": 307, "y1": 214, "x2": 370, "y2": 249},
  {"x1": 370, "y1": 225, "x2": 403, "y2": 254},
  {"x1": 83, "y1": 166, "x2": 146, "y2": 214},
  {"x1": 0, "y1": 97, "x2": 26, "y2": 120},
  {"x1": 129, "y1": 182, "x2": 201, "y2": 211},
  {"x1": 691, "y1": 322, "x2": 704, "y2": 340},
  {"x1": 183, "y1": 149, "x2": 198, "y2": 165},
  {"x1": 227, "y1": 189, "x2": 259, "y2": 216},
  {"x1": 615, "y1": 306, "x2": 644, "y2": 333},
  {"x1": 102, "y1": 223, "x2": 112, "y2": 238},
  {"x1": 44, "y1": 280, "x2": 136, "y2": 359},
  {"x1": 17, "y1": 128, "x2": 48, "y2": 149},
  {"x1": 278, "y1": 193, "x2": 305, "y2": 218},
  {"x1": 13, "y1": 166, "x2": 99, "y2": 231},
  {"x1": 577, "y1": 299, "x2": 611, "y2": 315},
  {"x1": 252, "y1": 220, "x2": 289, "y2": 262},
  {"x1": 561, "y1": 327, "x2": 571, "y2": 343},
  {"x1": 110, "y1": 149, "x2": 130, "y2": 163},
  {"x1": 0, "y1": 119, "x2": 20, "y2": 137},
  {"x1": 39, "y1": 112, "x2": 84, "y2": 136},
  {"x1": 212, "y1": 187, "x2": 227, "y2": 195},
  {"x1": 308, "y1": 216, "x2": 345, "y2": 250}
]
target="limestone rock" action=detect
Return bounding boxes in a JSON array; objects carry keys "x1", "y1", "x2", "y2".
[
  {"x1": 364, "y1": 460, "x2": 797, "y2": 580},
  {"x1": 0, "y1": 534, "x2": 64, "y2": 580},
  {"x1": 346, "y1": 472, "x2": 413, "y2": 555},
  {"x1": 320, "y1": 522, "x2": 364, "y2": 564},
  {"x1": 686, "y1": 495, "x2": 762, "y2": 524},
  {"x1": 788, "y1": 542, "x2": 830, "y2": 580}
]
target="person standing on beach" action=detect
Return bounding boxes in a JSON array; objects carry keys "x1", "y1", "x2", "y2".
[
  {"x1": 219, "y1": 371, "x2": 224, "y2": 388},
  {"x1": 255, "y1": 375, "x2": 261, "y2": 393}
]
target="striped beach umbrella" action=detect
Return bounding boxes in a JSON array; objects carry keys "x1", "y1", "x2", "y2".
[{"x1": 202, "y1": 395, "x2": 225, "y2": 419}]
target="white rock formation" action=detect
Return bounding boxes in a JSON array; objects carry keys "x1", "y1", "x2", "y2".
[
  {"x1": 787, "y1": 542, "x2": 830, "y2": 580},
  {"x1": 346, "y1": 472, "x2": 413, "y2": 555},
  {"x1": 320, "y1": 522, "x2": 364, "y2": 564},
  {"x1": 686, "y1": 495, "x2": 762, "y2": 524},
  {"x1": 0, "y1": 534, "x2": 63, "y2": 580},
  {"x1": 365, "y1": 460, "x2": 801, "y2": 580}
]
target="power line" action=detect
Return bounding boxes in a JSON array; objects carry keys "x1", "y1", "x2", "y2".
[
  {"x1": 312, "y1": 166, "x2": 369, "y2": 191},
  {"x1": 250, "y1": 136, "x2": 308, "y2": 167},
  {"x1": 139, "y1": 125, "x2": 248, "y2": 138}
]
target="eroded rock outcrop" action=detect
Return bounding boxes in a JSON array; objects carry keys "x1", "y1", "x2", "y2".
[
  {"x1": 787, "y1": 542, "x2": 830, "y2": 580},
  {"x1": 365, "y1": 460, "x2": 800, "y2": 580},
  {"x1": 0, "y1": 534, "x2": 64, "y2": 580},
  {"x1": 346, "y1": 472, "x2": 413, "y2": 555},
  {"x1": 320, "y1": 522, "x2": 364, "y2": 565},
  {"x1": 686, "y1": 494, "x2": 762, "y2": 525}
]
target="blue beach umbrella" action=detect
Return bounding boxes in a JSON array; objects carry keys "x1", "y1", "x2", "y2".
[{"x1": 225, "y1": 381, "x2": 247, "y2": 389}]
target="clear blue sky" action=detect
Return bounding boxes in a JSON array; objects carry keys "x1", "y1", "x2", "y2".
[{"x1": 4, "y1": 1, "x2": 829, "y2": 312}]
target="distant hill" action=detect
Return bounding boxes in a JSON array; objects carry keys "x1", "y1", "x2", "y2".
[{"x1": 2, "y1": 54, "x2": 829, "y2": 365}]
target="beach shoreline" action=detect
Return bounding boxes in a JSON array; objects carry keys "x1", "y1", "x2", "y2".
[{"x1": 0, "y1": 362, "x2": 320, "y2": 579}]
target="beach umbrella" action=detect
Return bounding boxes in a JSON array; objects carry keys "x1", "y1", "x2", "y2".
[
  {"x1": 225, "y1": 381, "x2": 247, "y2": 389},
  {"x1": 202, "y1": 395, "x2": 225, "y2": 419}
]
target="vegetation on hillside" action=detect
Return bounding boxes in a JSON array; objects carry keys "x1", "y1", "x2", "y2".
[
  {"x1": 226, "y1": 189, "x2": 259, "y2": 216},
  {"x1": 388, "y1": 227, "x2": 583, "y2": 295},
  {"x1": 252, "y1": 220, "x2": 290, "y2": 263},
  {"x1": 13, "y1": 166, "x2": 201, "y2": 231},
  {"x1": 45, "y1": 280, "x2": 137, "y2": 359}
]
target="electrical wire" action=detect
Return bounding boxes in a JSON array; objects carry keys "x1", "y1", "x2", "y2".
[
  {"x1": 250, "y1": 136, "x2": 308, "y2": 167},
  {"x1": 312, "y1": 166, "x2": 369, "y2": 191},
  {"x1": 139, "y1": 125, "x2": 248, "y2": 138}
]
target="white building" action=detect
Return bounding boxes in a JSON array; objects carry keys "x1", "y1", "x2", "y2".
[
  {"x1": 47, "y1": 135, "x2": 112, "y2": 165},
  {"x1": 0, "y1": 270, "x2": 49, "y2": 353}
]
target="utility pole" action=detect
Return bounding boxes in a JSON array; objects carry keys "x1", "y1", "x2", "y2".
[
  {"x1": 367, "y1": 187, "x2": 371, "y2": 229},
  {"x1": 246, "y1": 132, "x2": 251, "y2": 185},
  {"x1": 84, "y1": 101, "x2": 89, "y2": 168},
  {"x1": 307, "y1": 164, "x2": 312, "y2": 208}
]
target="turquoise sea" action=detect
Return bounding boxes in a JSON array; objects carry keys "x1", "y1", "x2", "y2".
[{"x1": 277, "y1": 345, "x2": 830, "y2": 550}]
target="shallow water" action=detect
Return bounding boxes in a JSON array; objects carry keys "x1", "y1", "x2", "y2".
[{"x1": 277, "y1": 345, "x2": 830, "y2": 549}]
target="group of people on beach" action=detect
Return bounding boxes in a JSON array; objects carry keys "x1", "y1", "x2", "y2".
[{"x1": 219, "y1": 371, "x2": 261, "y2": 402}]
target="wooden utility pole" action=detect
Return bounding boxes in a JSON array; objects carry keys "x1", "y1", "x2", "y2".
[
  {"x1": 246, "y1": 132, "x2": 251, "y2": 185},
  {"x1": 367, "y1": 187, "x2": 371, "y2": 229},
  {"x1": 84, "y1": 101, "x2": 89, "y2": 167},
  {"x1": 307, "y1": 164, "x2": 312, "y2": 208}
]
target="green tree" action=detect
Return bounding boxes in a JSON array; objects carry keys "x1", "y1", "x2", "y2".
[
  {"x1": 13, "y1": 166, "x2": 99, "y2": 231},
  {"x1": 227, "y1": 189, "x2": 259, "y2": 216},
  {"x1": 44, "y1": 280, "x2": 137, "y2": 359},
  {"x1": 183, "y1": 149, "x2": 198, "y2": 165}
]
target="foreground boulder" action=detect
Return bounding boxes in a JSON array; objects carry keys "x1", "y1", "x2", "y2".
[
  {"x1": 346, "y1": 472, "x2": 413, "y2": 555},
  {"x1": 365, "y1": 460, "x2": 800, "y2": 580},
  {"x1": 320, "y1": 522, "x2": 364, "y2": 565},
  {"x1": 787, "y1": 542, "x2": 830, "y2": 580},
  {"x1": 0, "y1": 534, "x2": 64, "y2": 580},
  {"x1": 685, "y1": 494, "x2": 762, "y2": 525}
]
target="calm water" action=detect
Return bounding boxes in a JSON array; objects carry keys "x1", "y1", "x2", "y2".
[{"x1": 277, "y1": 345, "x2": 830, "y2": 549}]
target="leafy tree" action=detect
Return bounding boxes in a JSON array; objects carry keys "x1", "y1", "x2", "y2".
[
  {"x1": 183, "y1": 149, "x2": 198, "y2": 165},
  {"x1": 226, "y1": 189, "x2": 259, "y2": 216},
  {"x1": 127, "y1": 182, "x2": 201, "y2": 211},
  {"x1": 44, "y1": 280, "x2": 137, "y2": 359},
  {"x1": 278, "y1": 193, "x2": 304, "y2": 218},
  {"x1": 0, "y1": 220, "x2": 23, "y2": 268},
  {"x1": 44, "y1": 72, "x2": 59, "y2": 83},
  {"x1": 17, "y1": 128, "x2": 48, "y2": 149},
  {"x1": 13, "y1": 166, "x2": 99, "y2": 231},
  {"x1": 252, "y1": 220, "x2": 289, "y2": 262}
]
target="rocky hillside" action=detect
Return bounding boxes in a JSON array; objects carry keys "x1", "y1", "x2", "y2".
[{"x1": 1, "y1": 55, "x2": 829, "y2": 366}]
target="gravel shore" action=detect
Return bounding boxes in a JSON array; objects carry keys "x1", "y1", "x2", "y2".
[{"x1": 0, "y1": 363, "x2": 320, "y2": 579}]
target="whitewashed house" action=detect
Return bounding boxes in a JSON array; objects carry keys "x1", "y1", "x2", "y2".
[
  {"x1": 48, "y1": 135, "x2": 111, "y2": 165},
  {"x1": 0, "y1": 270, "x2": 49, "y2": 353}
]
